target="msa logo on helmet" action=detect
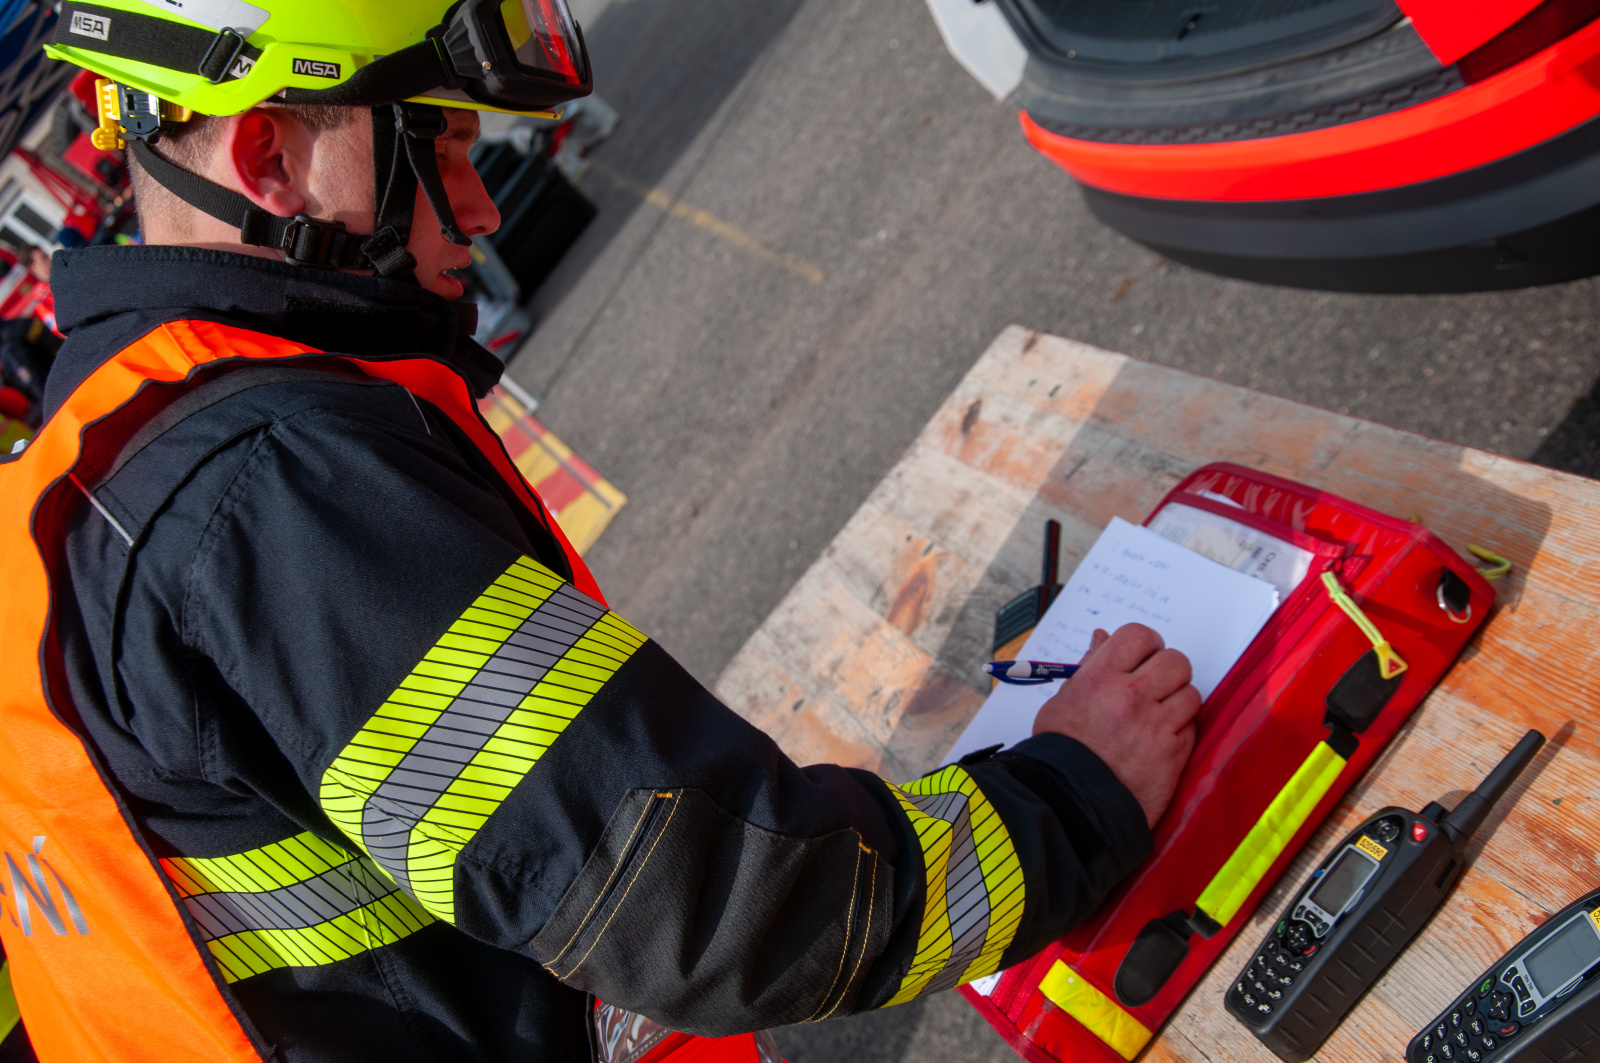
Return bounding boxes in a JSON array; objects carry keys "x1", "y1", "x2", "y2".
[
  {"x1": 68, "y1": 10, "x2": 111, "y2": 41},
  {"x1": 292, "y1": 58, "x2": 341, "y2": 79}
]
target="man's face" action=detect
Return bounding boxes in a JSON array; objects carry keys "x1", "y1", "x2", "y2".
[{"x1": 406, "y1": 109, "x2": 500, "y2": 301}]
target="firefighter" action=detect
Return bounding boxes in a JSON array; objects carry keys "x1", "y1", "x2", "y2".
[{"x1": 0, "y1": 2, "x2": 1203, "y2": 1061}]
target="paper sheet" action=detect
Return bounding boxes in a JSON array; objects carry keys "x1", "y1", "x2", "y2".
[{"x1": 945, "y1": 517, "x2": 1281, "y2": 763}]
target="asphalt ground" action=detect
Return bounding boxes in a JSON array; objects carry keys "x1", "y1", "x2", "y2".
[{"x1": 509, "y1": 0, "x2": 1600, "y2": 1058}]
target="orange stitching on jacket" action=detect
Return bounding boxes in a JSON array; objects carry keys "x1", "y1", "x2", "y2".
[
  {"x1": 564, "y1": 791, "x2": 681, "y2": 978},
  {"x1": 800, "y1": 845, "x2": 864, "y2": 1024},
  {"x1": 551, "y1": 794, "x2": 659, "y2": 963},
  {"x1": 820, "y1": 848, "x2": 878, "y2": 1022}
]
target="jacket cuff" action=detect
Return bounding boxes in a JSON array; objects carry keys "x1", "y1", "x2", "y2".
[{"x1": 1003, "y1": 733, "x2": 1153, "y2": 880}]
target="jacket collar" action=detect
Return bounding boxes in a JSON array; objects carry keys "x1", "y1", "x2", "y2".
[{"x1": 49, "y1": 245, "x2": 503, "y2": 398}]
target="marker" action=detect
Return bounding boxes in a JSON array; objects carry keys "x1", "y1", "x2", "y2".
[{"x1": 984, "y1": 660, "x2": 1081, "y2": 685}]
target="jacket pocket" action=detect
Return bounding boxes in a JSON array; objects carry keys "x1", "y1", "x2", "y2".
[{"x1": 532, "y1": 787, "x2": 891, "y2": 1036}]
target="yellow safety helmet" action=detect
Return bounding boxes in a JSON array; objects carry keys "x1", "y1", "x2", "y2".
[
  {"x1": 46, "y1": 0, "x2": 591, "y2": 117},
  {"x1": 45, "y1": 0, "x2": 593, "y2": 276}
]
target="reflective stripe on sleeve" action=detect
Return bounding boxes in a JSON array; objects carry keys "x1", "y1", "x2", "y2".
[
  {"x1": 883, "y1": 765, "x2": 1025, "y2": 1006},
  {"x1": 162, "y1": 832, "x2": 434, "y2": 983},
  {"x1": 319, "y1": 556, "x2": 648, "y2": 924}
]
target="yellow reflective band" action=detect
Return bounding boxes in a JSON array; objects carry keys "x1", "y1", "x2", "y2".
[
  {"x1": 1039, "y1": 960, "x2": 1152, "y2": 1061},
  {"x1": 321, "y1": 556, "x2": 648, "y2": 924},
  {"x1": 883, "y1": 765, "x2": 1025, "y2": 1006},
  {"x1": 0, "y1": 961, "x2": 19, "y2": 1045},
  {"x1": 162, "y1": 832, "x2": 434, "y2": 984},
  {"x1": 1196, "y1": 741, "x2": 1347, "y2": 929}
]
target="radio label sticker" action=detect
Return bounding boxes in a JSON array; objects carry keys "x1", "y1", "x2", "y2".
[{"x1": 1355, "y1": 835, "x2": 1389, "y2": 861}]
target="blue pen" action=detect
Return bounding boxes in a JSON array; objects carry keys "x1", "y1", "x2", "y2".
[{"x1": 984, "y1": 660, "x2": 1081, "y2": 685}]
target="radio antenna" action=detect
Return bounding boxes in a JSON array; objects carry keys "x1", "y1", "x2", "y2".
[{"x1": 1440, "y1": 729, "x2": 1545, "y2": 846}]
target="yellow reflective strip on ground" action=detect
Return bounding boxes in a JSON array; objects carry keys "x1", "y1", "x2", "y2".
[
  {"x1": 0, "y1": 961, "x2": 20, "y2": 1044},
  {"x1": 1196, "y1": 741, "x2": 1347, "y2": 928},
  {"x1": 1039, "y1": 961, "x2": 1152, "y2": 1061},
  {"x1": 208, "y1": 891, "x2": 434, "y2": 984}
]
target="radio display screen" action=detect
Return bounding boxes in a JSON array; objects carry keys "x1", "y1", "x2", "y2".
[
  {"x1": 1525, "y1": 913, "x2": 1600, "y2": 998},
  {"x1": 1308, "y1": 846, "x2": 1380, "y2": 916}
]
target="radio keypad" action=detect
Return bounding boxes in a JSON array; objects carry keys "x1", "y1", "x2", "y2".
[
  {"x1": 1419, "y1": 993, "x2": 1520, "y2": 1063},
  {"x1": 1485, "y1": 992, "x2": 1511, "y2": 1022}
]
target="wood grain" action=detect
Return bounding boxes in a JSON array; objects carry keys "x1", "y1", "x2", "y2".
[{"x1": 713, "y1": 325, "x2": 1600, "y2": 1060}]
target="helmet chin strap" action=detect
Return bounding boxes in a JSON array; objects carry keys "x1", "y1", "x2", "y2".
[{"x1": 128, "y1": 101, "x2": 471, "y2": 280}]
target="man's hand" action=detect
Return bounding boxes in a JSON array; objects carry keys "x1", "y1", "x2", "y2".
[{"x1": 1032, "y1": 624, "x2": 1202, "y2": 828}]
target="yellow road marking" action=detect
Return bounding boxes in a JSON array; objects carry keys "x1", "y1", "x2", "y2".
[{"x1": 591, "y1": 162, "x2": 825, "y2": 285}]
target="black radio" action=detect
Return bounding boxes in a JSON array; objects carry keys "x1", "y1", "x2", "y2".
[
  {"x1": 1407, "y1": 887, "x2": 1600, "y2": 1063},
  {"x1": 1225, "y1": 730, "x2": 1546, "y2": 1062}
]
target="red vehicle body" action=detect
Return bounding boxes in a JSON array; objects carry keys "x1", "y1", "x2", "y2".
[{"x1": 994, "y1": 0, "x2": 1600, "y2": 291}]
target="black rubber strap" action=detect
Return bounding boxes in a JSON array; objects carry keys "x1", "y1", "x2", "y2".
[
  {"x1": 129, "y1": 140, "x2": 368, "y2": 269},
  {"x1": 396, "y1": 103, "x2": 471, "y2": 246},
  {"x1": 281, "y1": 40, "x2": 459, "y2": 107},
  {"x1": 364, "y1": 106, "x2": 420, "y2": 278},
  {"x1": 54, "y1": 2, "x2": 261, "y2": 83}
]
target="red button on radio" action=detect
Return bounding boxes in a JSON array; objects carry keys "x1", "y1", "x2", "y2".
[{"x1": 1412, "y1": 823, "x2": 1429, "y2": 842}]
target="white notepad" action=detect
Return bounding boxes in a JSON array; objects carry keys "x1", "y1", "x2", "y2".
[{"x1": 946, "y1": 517, "x2": 1282, "y2": 763}]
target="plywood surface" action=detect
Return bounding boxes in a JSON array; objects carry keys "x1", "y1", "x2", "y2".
[{"x1": 713, "y1": 326, "x2": 1600, "y2": 1061}]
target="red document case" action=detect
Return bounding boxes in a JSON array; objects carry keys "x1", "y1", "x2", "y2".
[{"x1": 960, "y1": 462, "x2": 1495, "y2": 1063}]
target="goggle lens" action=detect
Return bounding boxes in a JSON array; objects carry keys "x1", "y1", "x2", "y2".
[{"x1": 499, "y1": 0, "x2": 584, "y2": 85}]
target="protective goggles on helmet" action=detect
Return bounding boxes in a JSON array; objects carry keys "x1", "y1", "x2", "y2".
[
  {"x1": 275, "y1": 0, "x2": 592, "y2": 114},
  {"x1": 429, "y1": 0, "x2": 592, "y2": 111}
]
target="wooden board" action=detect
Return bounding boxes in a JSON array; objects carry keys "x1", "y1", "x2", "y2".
[{"x1": 713, "y1": 325, "x2": 1600, "y2": 1061}]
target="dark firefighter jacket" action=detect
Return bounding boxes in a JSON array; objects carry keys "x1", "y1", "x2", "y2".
[{"x1": 40, "y1": 246, "x2": 1153, "y2": 1062}]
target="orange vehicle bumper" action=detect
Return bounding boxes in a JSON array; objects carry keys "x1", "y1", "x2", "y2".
[{"x1": 1020, "y1": 15, "x2": 1600, "y2": 202}]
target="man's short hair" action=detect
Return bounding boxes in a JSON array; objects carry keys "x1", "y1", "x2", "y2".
[{"x1": 126, "y1": 104, "x2": 359, "y2": 236}]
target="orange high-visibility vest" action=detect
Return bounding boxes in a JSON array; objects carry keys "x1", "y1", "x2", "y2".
[{"x1": 0, "y1": 320, "x2": 763, "y2": 1063}]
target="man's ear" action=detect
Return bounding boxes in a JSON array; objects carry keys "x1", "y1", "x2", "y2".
[{"x1": 224, "y1": 108, "x2": 311, "y2": 217}]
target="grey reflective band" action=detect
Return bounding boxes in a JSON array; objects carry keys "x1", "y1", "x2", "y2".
[
  {"x1": 321, "y1": 556, "x2": 649, "y2": 925},
  {"x1": 182, "y1": 857, "x2": 401, "y2": 938},
  {"x1": 357, "y1": 582, "x2": 608, "y2": 892},
  {"x1": 162, "y1": 832, "x2": 435, "y2": 983}
]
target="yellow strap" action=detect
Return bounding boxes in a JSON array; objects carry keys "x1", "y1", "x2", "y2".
[
  {"x1": 1195, "y1": 741, "x2": 1348, "y2": 929},
  {"x1": 1320, "y1": 572, "x2": 1408, "y2": 679},
  {"x1": 0, "y1": 960, "x2": 20, "y2": 1045},
  {"x1": 1039, "y1": 960, "x2": 1152, "y2": 1061},
  {"x1": 1466, "y1": 544, "x2": 1512, "y2": 581}
]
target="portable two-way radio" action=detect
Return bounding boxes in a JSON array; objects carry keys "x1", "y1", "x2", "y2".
[
  {"x1": 1225, "y1": 729, "x2": 1546, "y2": 1062},
  {"x1": 1406, "y1": 886, "x2": 1600, "y2": 1063}
]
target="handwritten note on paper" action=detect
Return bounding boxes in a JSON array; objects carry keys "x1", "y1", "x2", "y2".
[{"x1": 945, "y1": 517, "x2": 1282, "y2": 764}]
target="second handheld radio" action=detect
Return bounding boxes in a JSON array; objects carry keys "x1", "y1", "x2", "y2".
[{"x1": 1224, "y1": 729, "x2": 1546, "y2": 1062}]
